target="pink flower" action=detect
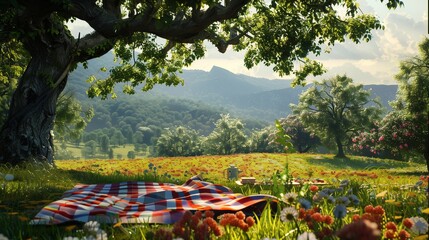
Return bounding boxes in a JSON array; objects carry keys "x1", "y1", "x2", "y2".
[
  {"x1": 393, "y1": 133, "x2": 397, "y2": 139},
  {"x1": 378, "y1": 136, "x2": 384, "y2": 141},
  {"x1": 399, "y1": 145, "x2": 403, "y2": 149}
]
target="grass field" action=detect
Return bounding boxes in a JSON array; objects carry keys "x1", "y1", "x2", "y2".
[
  {"x1": 62, "y1": 143, "x2": 149, "y2": 159},
  {"x1": 0, "y1": 153, "x2": 427, "y2": 239}
]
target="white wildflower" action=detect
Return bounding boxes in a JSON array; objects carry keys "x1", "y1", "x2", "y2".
[
  {"x1": 280, "y1": 207, "x2": 298, "y2": 222},
  {"x1": 83, "y1": 221, "x2": 100, "y2": 235},
  {"x1": 297, "y1": 232, "x2": 317, "y2": 240},
  {"x1": 281, "y1": 192, "x2": 298, "y2": 204}
]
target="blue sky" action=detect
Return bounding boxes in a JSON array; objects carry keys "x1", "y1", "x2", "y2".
[{"x1": 68, "y1": 1, "x2": 428, "y2": 85}]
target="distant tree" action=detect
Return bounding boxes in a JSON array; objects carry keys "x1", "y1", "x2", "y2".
[
  {"x1": 111, "y1": 129, "x2": 125, "y2": 146},
  {"x1": 156, "y1": 126, "x2": 203, "y2": 157},
  {"x1": 292, "y1": 75, "x2": 382, "y2": 158},
  {"x1": 276, "y1": 115, "x2": 320, "y2": 153},
  {"x1": 0, "y1": 0, "x2": 403, "y2": 164},
  {"x1": 82, "y1": 140, "x2": 98, "y2": 158},
  {"x1": 204, "y1": 114, "x2": 247, "y2": 155},
  {"x1": 248, "y1": 127, "x2": 282, "y2": 153},
  {"x1": 99, "y1": 134, "x2": 110, "y2": 155},
  {"x1": 133, "y1": 131, "x2": 144, "y2": 152},
  {"x1": 108, "y1": 148, "x2": 114, "y2": 159},
  {"x1": 127, "y1": 151, "x2": 136, "y2": 159}
]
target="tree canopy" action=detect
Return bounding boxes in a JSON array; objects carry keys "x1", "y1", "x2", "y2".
[
  {"x1": 0, "y1": 0, "x2": 404, "y2": 164},
  {"x1": 292, "y1": 75, "x2": 382, "y2": 158}
]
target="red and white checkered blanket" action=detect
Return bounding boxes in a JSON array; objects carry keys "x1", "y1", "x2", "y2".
[{"x1": 31, "y1": 176, "x2": 277, "y2": 224}]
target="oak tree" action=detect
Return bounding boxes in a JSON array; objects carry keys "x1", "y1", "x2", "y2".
[
  {"x1": 292, "y1": 75, "x2": 382, "y2": 158},
  {"x1": 0, "y1": 0, "x2": 403, "y2": 164}
]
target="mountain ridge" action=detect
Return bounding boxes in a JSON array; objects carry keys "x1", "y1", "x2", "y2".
[{"x1": 67, "y1": 52, "x2": 398, "y2": 124}]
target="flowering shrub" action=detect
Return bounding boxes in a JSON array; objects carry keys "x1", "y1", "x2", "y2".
[{"x1": 351, "y1": 111, "x2": 426, "y2": 162}]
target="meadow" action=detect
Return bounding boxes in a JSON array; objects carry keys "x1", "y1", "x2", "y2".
[{"x1": 0, "y1": 153, "x2": 428, "y2": 239}]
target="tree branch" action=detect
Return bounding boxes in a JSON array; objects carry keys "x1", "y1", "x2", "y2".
[{"x1": 68, "y1": 0, "x2": 250, "y2": 44}]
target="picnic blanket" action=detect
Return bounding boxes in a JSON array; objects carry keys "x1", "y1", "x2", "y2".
[{"x1": 31, "y1": 176, "x2": 277, "y2": 225}]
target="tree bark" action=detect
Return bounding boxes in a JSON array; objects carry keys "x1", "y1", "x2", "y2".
[
  {"x1": 425, "y1": 113, "x2": 429, "y2": 173},
  {"x1": 0, "y1": 27, "x2": 73, "y2": 165},
  {"x1": 335, "y1": 135, "x2": 346, "y2": 158}
]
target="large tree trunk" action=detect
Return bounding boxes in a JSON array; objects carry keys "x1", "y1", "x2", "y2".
[
  {"x1": 423, "y1": 112, "x2": 429, "y2": 173},
  {"x1": 335, "y1": 136, "x2": 346, "y2": 158},
  {"x1": 0, "y1": 26, "x2": 73, "y2": 165}
]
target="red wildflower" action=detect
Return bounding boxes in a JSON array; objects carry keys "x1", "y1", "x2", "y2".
[
  {"x1": 204, "y1": 210, "x2": 214, "y2": 219},
  {"x1": 403, "y1": 218, "x2": 414, "y2": 228},
  {"x1": 311, "y1": 212, "x2": 323, "y2": 223},
  {"x1": 235, "y1": 211, "x2": 245, "y2": 220},
  {"x1": 398, "y1": 229, "x2": 411, "y2": 240},
  {"x1": 373, "y1": 205, "x2": 385, "y2": 215},
  {"x1": 336, "y1": 220, "x2": 380, "y2": 240},
  {"x1": 365, "y1": 205, "x2": 374, "y2": 213},
  {"x1": 245, "y1": 216, "x2": 255, "y2": 227},
  {"x1": 352, "y1": 214, "x2": 361, "y2": 222},
  {"x1": 384, "y1": 229, "x2": 395, "y2": 239},
  {"x1": 385, "y1": 222, "x2": 397, "y2": 232},
  {"x1": 310, "y1": 185, "x2": 319, "y2": 192},
  {"x1": 324, "y1": 215, "x2": 334, "y2": 225}
]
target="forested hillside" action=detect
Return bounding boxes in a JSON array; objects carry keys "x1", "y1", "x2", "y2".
[{"x1": 68, "y1": 52, "x2": 398, "y2": 124}]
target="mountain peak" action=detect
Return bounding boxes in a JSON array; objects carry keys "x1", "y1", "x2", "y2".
[{"x1": 209, "y1": 66, "x2": 233, "y2": 74}]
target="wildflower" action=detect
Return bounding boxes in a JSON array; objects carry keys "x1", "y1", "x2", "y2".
[
  {"x1": 298, "y1": 198, "x2": 312, "y2": 210},
  {"x1": 336, "y1": 220, "x2": 380, "y2": 240},
  {"x1": 410, "y1": 216, "x2": 429, "y2": 235},
  {"x1": 246, "y1": 216, "x2": 255, "y2": 227},
  {"x1": 310, "y1": 185, "x2": 318, "y2": 192},
  {"x1": 336, "y1": 196, "x2": 350, "y2": 206},
  {"x1": 94, "y1": 229, "x2": 108, "y2": 240},
  {"x1": 385, "y1": 222, "x2": 397, "y2": 232},
  {"x1": 63, "y1": 237, "x2": 79, "y2": 240},
  {"x1": 348, "y1": 194, "x2": 360, "y2": 205},
  {"x1": 403, "y1": 218, "x2": 413, "y2": 228},
  {"x1": 324, "y1": 215, "x2": 334, "y2": 225},
  {"x1": 398, "y1": 229, "x2": 411, "y2": 240},
  {"x1": 4, "y1": 174, "x2": 14, "y2": 181},
  {"x1": 385, "y1": 229, "x2": 395, "y2": 239},
  {"x1": 340, "y1": 179, "x2": 350, "y2": 188},
  {"x1": 326, "y1": 195, "x2": 335, "y2": 204},
  {"x1": 235, "y1": 211, "x2": 245, "y2": 220},
  {"x1": 281, "y1": 192, "x2": 298, "y2": 204},
  {"x1": 83, "y1": 221, "x2": 101, "y2": 235},
  {"x1": 364, "y1": 205, "x2": 374, "y2": 213},
  {"x1": 280, "y1": 207, "x2": 298, "y2": 222},
  {"x1": 311, "y1": 212, "x2": 323, "y2": 222},
  {"x1": 333, "y1": 204, "x2": 347, "y2": 219},
  {"x1": 204, "y1": 210, "x2": 214, "y2": 218},
  {"x1": 373, "y1": 205, "x2": 385, "y2": 215},
  {"x1": 297, "y1": 232, "x2": 317, "y2": 240}
]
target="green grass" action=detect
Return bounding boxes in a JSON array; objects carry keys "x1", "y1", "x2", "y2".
[
  {"x1": 0, "y1": 153, "x2": 427, "y2": 239},
  {"x1": 62, "y1": 143, "x2": 148, "y2": 160}
]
